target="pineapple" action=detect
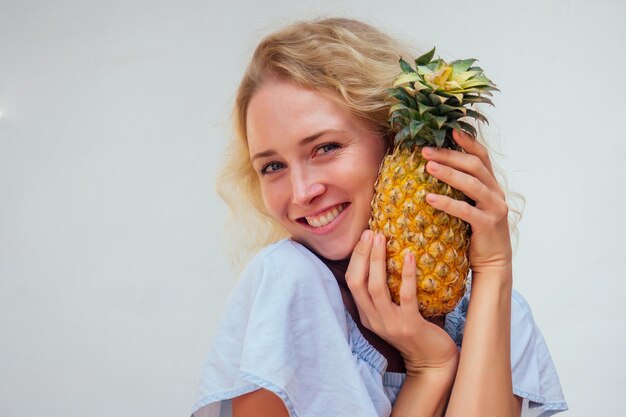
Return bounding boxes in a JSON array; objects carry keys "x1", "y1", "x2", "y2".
[{"x1": 369, "y1": 47, "x2": 498, "y2": 317}]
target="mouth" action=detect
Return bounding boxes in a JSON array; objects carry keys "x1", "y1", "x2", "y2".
[{"x1": 297, "y1": 203, "x2": 349, "y2": 228}]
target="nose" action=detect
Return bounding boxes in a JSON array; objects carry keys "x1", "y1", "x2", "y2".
[{"x1": 290, "y1": 165, "x2": 326, "y2": 206}]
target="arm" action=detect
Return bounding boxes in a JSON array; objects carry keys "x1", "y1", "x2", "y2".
[
  {"x1": 232, "y1": 389, "x2": 290, "y2": 417},
  {"x1": 422, "y1": 129, "x2": 522, "y2": 417},
  {"x1": 390, "y1": 357, "x2": 458, "y2": 417},
  {"x1": 347, "y1": 129, "x2": 522, "y2": 417},
  {"x1": 346, "y1": 231, "x2": 460, "y2": 417},
  {"x1": 445, "y1": 269, "x2": 521, "y2": 417}
]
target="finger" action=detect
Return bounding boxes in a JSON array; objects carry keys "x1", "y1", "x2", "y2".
[
  {"x1": 427, "y1": 191, "x2": 510, "y2": 233},
  {"x1": 421, "y1": 146, "x2": 504, "y2": 199},
  {"x1": 426, "y1": 160, "x2": 497, "y2": 206},
  {"x1": 368, "y1": 233, "x2": 394, "y2": 317},
  {"x1": 425, "y1": 192, "x2": 490, "y2": 225},
  {"x1": 399, "y1": 251, "x2": 419, "y2": 316},
  {"x1": 345, "y1": 230, "x2": 376, "y2": 315},
  {"x1": 451, "y1": 129, "x2": 495, "y2": 176}
]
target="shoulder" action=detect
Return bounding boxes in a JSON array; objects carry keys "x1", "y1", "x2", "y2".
[
  {"x1": 210, "y1": 239, "x2": 344, "y2": 337},
  {"x1": 242, "y1": 239, "x2": 332, "y2": 288},
  {"x1": 443, "y1": 286, "x2": 540, "y2": 347},
  {"x1": 511, "y1": 289, "x2": 534, "y2": 321},
  {"x1": 249, "y1": 238, "x2": 320, "y2": 268},
  {"x1": 231, "y1": 239, "x2": 343, "y2": 316},
  {"x1": 508, "y1": 291, "x2": 569, "y2": 412},
  {"x1": 509, "y1": 289, "x2": 541, "y2": 344}
]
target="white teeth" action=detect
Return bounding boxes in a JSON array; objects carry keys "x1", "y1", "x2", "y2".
[{"x1": 305, "y1": 204, "x2": 346, "y2": 228}]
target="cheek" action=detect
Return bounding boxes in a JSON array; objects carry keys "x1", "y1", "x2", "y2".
[
  {"x1": 260, "y1": 182, "x2": 287, "y2": 218},
  {"x1": 360, "y1": 137, "x2": 387, "y2": 180},
  {"x1": 363, "y1": 154, "x2": 385, "y2": 186}
]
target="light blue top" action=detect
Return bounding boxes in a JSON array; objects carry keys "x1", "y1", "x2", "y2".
[{"x1": 191, "y1": 239, "x2": 567, "y2": 417}]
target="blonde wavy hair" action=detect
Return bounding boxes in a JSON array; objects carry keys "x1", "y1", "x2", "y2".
[{"x1": 217, "y1": 17, "x2": 523, "y2": 266}]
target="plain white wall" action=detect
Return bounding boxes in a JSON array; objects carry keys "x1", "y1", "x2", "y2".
[{"x1": 1, "y1": 0, "x2": 624, "y2": 416}]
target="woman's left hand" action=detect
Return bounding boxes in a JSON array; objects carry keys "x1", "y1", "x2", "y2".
[{"x1": 422, "y1": 129, "x2": 512, "y2": 275}]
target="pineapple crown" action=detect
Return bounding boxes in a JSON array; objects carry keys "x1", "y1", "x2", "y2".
[{"x1": 387, "y1": 47, "x2": 498, "y2": 150}]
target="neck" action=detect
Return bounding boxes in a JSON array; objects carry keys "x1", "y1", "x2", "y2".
[{"x1": 306, "y1": 246, "x2": 351, "y2": 289}]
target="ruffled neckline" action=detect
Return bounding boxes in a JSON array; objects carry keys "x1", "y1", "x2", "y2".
[{"x1": 345, "y1": 308, "x2": 407, "y2": 390}]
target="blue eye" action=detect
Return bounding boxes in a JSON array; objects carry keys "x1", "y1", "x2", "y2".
[
  {"x1": 260, "y1": 161, "x2": 284, "y2": 175},
  {"x1": 316, "y1": 143, "x2": 341, "y2": 155}
]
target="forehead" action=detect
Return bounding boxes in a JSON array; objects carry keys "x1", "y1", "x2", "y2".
[{"x1": 246, "y1": 79, "x2": 356, "y2": 154}]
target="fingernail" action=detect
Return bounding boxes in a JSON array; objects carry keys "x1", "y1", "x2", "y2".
[
  {"x1": 375, "y1": 233, "x2": 385, "y2": 245},
  {"x1": 426, "y1": 193, "x2": 438, "y2": 203},
  {"x1": 404, "y1": 252, "x2": 414, "y2": 263},
  {"x1": 422, "y1": 147, "x2": 435, "y2": 157},
  {"x1": 361, "y1": 229, "x2": 372, "y2": 242},
  {"x1": 428, "y1": 161, "x2": 440, "y2": 172}
]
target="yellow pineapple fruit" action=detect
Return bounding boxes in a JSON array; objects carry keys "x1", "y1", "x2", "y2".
[{"x1": 369, "y1": 47, "x2": 498, "y2": 317}]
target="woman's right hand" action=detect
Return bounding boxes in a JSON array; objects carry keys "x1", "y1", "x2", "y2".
[{"x1": 345, "y1": 229, "x2": 459, "y2": 376}]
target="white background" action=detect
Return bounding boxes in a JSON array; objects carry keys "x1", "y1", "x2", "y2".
[{"x1": 1, "y1": 1, "x2": 624, "y2": 416}]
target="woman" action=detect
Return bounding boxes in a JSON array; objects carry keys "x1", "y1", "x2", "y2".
[{"x1": 191, "y1": 18, "x2": 567, "y2": 417}]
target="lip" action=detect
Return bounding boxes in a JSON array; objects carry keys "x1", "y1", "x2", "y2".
[
  {"x1": 296, "y1": 202, "x2": 351, "y2": 235},
  {"x1": 299, "y1": 202, "x2": 348, "y2": 219}
]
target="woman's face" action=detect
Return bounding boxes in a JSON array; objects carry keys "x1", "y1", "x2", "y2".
[{"x1": 246, "y1": 78, "x2": 387, "y2": 260}]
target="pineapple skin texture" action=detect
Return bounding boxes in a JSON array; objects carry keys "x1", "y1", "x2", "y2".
[{"x1": 369, "y1": 147, "x2": 471, "y2": 318}]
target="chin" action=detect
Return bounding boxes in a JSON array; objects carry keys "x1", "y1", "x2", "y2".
[{"x1": 311, "y1": 236, "x2": 359, "y2": 261}]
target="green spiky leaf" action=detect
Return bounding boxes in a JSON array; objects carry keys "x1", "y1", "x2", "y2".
[
  {"x1": 451, "y1": 70, "x2": 482, "y2": 84},
  {"x1": 429, "y1": 59, "x2": 444, "y2": 69},
  {"x1": 394, "y1": 126, "x2": 411, "y2": 145},
  {"x1": 392, "y1": 72, "x2": 420, "y2": 87},
  {"x1": 472, "y1": 87, "x2": 495, "y2": 96},
  {"x1": 403, "y1": 107, "x2": 421, "y2": 120},
  {"x1": 414, "y1": 136, "x2": 428, "y2": 147},
  {"x1": 413, "y1": 91, "x2": 430, "y2": 104},
  {"x1": 466, "y1": 108, "x2": 489, "y2": 125},
  {"x1": 389, "y1": 102, "x2": 411, "y2": 114},
  {"x1": 445, "y1": 120, "x2": 463, "y2": 131},
  {"x1": 415, "y1": 47, "x2": 436, "y2": 66},
  {"x1": 431, "y1": 115, "x2": 448, "y2": 129},
  {"x1": 447, "y1": 87, "x2": 494, "y2": 96},
  {"x1": 445, "y1": 111, "x2": 466, "y2": 121},
  {"x1": 433, "y1": 129, "x2": 446, "y2": 147},
  {"x1": 444, "y1": 80, "x2": 463, "y2": 91},
  {"x1": 462, "y1": 95, "x2": 494, "y2": 106},
  {"x1": 417, "y1": 102, "x2": 435, "y2": 116},
  {"x1": 416, "y1": 65, "x2": 432, "y2": 75},
  {"x1": 451, "y1": 58, "x2": 477, "y2": 74},
  {"x1": 463, "y1": 76, "x2": 495, "y2": 89},
  {"x1": 409, "y1": 120, "x2": 425, "y2": 138},
  {"x1": 399, "y1": 57, "x2": 415, "y2": 73},
  {"x1": 438, "y1": 104, "x2": 467, "y2": 115},
  {"x1": 390, "y1": 114, "x2": 409, "y2": 130},
  {"x1": 428, "y1": 93, "x2": 448, "y2": 106},
  {"x1": 458, "y1": 121, "x2": 477, "y2": 138},
  {"x1": 438, "y1": 91, "x2": 464, "y2": 104},
  {"x1": 413, "y1": 80, "x2": 430, "y2": 92},
  {"x1": 389, "y1": 87, "x2": 417, "y2": 108}
]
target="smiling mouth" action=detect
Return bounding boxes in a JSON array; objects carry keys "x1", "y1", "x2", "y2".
[{"x1": 299, "y1": 203, "x2": 348, "y2": 228}]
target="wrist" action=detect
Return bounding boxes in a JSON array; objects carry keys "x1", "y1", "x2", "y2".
[
  {"x1": 405, "y1": 350, "x2": 459, "y2": 380},
  {"x1": 471, "y1": 265, "x2": 513, "y2": 289},
  {"x1": 392, "y1": 356, "x2": 458, "y2": 417}
]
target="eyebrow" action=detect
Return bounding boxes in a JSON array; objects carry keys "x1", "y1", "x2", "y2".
[{"x1": 250, "y1": 130, "x2": 341, "y2": 163}]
